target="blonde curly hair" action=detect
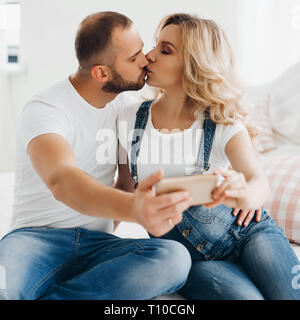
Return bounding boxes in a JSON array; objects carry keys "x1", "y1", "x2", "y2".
[{"x1": 154, "y1": 13, "x2": 257, "y2": 141}]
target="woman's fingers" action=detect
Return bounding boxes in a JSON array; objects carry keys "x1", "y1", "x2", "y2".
[
  {"x1": 212, "y1": 181, "x2": 230, "y2": 200},
  {"x1": 236, "y1": 209, "x2": 262, "y2": 227},
  {"x1": 213, "y1": 167, "x2": 234, "y2": 178},
  {"x1": 232, "y1": 207, "x2": 240, "y2": 216},
  {"x1": 241, "y1": 210, "x2": 255, "y2": 227},
  {"x1": 212, "y1": 172, "x2": 241, "y2": 200},
  {"x1": 235, "y1": 209, "x2": 246, "y2": 225},
  {"x1": 255, "y1": 209, "x2": 262, "y2": 222}
]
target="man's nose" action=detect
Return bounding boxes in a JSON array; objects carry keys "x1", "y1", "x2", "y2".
[{"x1": 140, "y1": 53, "x2": 150, "y2": 68}]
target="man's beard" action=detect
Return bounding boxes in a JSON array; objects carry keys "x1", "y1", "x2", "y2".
[{"x1": 102, "y1": 67, "x2": 146, "y2": 94}]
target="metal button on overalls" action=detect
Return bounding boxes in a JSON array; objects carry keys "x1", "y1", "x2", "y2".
[
  {"x1": 182, "y1": 230, "x2": 190, "y2": 237},
  {"x1": 197, "y1": 243, "x2": 205, "y2": 251}
]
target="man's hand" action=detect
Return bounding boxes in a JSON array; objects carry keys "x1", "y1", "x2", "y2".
[{"x1": 132, "y1": 170, "x2": 192, "y2": 237}]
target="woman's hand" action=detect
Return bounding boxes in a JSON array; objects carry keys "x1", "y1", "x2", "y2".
[
  {"x1": 204, "y1": 167, "x2": 262, "y2": 226},
  {"x1": 231, "y1": 207, "x2": 262, "y2": 226}
]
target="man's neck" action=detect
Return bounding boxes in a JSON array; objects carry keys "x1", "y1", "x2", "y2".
[{"x1": 69, "y1": 72, "x2": 117, "y2": 109}]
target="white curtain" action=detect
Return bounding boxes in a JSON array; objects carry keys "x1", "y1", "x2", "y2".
[
  {"x1": 236, "y1": 0, "x2": 300, "y2": 86},
  {"x1": 0, "y1": 0, "x2": 15, "y2": 172}
]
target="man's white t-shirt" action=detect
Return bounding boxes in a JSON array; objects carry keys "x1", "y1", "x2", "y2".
[
  {"x1": 117, "y1": 101, "x2": 248, "y2": 181},
  {"x1": 10, "y1": 78, "x2": 138, "y2": 233}
]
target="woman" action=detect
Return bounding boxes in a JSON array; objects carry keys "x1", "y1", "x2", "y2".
[{"x1": 116, "y1": 13, "x2": 300, "y2": 299}]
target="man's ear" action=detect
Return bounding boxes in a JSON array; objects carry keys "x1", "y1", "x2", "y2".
[{"x1": 90, "y1": 65, "x2": 110, "y2": 83}]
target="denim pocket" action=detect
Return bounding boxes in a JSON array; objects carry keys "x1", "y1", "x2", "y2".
[
  {"x1": 259, "y1": 208, "x2": 270, "y2": 222},
  {"x1": 185, "y1": 205, "x2": 215, "y2": 223}
]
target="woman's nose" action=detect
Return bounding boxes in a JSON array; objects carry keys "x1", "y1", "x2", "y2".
[{"x1": 146, "y1": 49, "x2": 155, "y2": 63}]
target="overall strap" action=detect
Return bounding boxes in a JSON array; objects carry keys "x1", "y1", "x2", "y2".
[
  {"x1": 194, "y1": 109, "x2": 216, "y2": 174},
  {"x1": 130, "y1": 103, "x2": 216, "y2": 188},
  {"x1": 130, "y1": 100, "x2": 153, "y2": 188}
]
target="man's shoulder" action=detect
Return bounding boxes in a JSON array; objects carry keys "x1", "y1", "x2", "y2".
[
  {"x1": 21, "y1": 79, "x2": 71, "y2": 115},
  {"x1": 116, "y1": 95, "x2": 144, "y2": 122},
  {"x1": 31, "y1": 78, "x2": 70, "y2": 103},
  {"x1": 20, "y1": 79, "x2": 68, "y2": 110},
  {"x1": 110, "y1": 92, "x2": 140, "y2": 110}
]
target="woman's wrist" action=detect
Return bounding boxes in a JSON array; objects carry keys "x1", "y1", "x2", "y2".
[{"x1": 243, "y1": 179, "x2": 268, "y2": 210}]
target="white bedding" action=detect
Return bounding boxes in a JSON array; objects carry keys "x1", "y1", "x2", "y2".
[{"x1": 264, "y1": 131, "x2": 300, "y2": 157}]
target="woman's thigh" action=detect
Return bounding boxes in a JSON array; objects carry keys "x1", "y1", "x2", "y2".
[
  {"x1": 178, "y1": 260, "x2": 264, "y2": 300},
  {"x1": 238, "y1": 217, "x2": 300, "y2": 300}
]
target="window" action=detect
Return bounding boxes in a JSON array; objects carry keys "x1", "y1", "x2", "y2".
[
  {"x1": 0, "y1": 0, "x2": 20, "y2": 70},
  {"x1": 237, "y1": 0, "x2": 300, "y2": 85}
]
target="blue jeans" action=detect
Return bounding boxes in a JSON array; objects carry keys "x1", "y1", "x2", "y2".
[
  {"x1": 150, "y1": 204, "x2": 300, "y2": 300},
  {"x1": 0, "y1": 227, "x2": 191, "y2": 300}
]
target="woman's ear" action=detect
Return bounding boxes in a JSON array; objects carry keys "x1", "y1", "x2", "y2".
[{"x1": 90, "y1": 65, "x2": 109, "y2": 83}]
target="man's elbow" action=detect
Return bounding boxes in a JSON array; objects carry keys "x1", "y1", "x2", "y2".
[
  {"x1": 48, "y1": 167, "x2": 71, "y2": 201},
  {"x1": 49, "y1": 176, "x2": 64, "y2": 202}
]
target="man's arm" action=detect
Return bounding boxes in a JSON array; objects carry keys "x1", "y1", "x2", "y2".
[
  {"x1": 28, "y1": 133, "x2": 192, "y2": 237},
  {"x1": 28, "y1": 133, "x2": 135, "y2": 222}
]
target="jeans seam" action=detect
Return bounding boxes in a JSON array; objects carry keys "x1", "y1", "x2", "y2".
[
  {"x1": 28, "y1": 262, "x2": 72, "y2": 299},
  {"x1": 73, "y1": 228, "x2": 80, "y2": 261},
  {"x1": 214, "y1": 214, "x2": 233, "y2": 227}
]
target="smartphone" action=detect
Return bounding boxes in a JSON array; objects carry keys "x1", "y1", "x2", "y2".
[{"x1": 155, "y1": 174, "x2": 219, "y2": 205}]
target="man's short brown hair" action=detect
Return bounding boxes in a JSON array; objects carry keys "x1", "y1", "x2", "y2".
[{"x1": 75, "y1": 11, "x2": 132, "y2": 69}]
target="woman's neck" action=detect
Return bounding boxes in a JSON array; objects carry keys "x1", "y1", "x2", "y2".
[
  {"x1": 151, "y1": 88, "x2": 199, "y2": 132},
  {"x1": 154, "y1": 89, "x2": 191, "y2": 120}
]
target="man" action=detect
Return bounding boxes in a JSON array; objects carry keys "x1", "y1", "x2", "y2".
[{"x1": 0, "y1": 11, "x2": 192, "y2": 300}]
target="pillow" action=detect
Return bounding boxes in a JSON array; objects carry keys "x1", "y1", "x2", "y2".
[
  {"x1": 245, "y1": 94, "x2": 277, "y2": 153},
  {"x1": 268, "y1": 61, "x2": 300, "y2": 145},
  {"x1": 260, "y1": 154, "x2": 300, "y2": 244}
]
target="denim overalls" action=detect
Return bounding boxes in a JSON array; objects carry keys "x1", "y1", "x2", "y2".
[{"x1": 129, "y1": 100, "x2": 271, "y2": 261}]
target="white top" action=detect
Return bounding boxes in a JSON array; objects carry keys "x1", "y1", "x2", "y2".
[
  {"x1": 117, "y1": 101, "x2": 248, "y2": 181},
  {"x1": 10, "y1": 78, "x2": 138, "y2": 233}
]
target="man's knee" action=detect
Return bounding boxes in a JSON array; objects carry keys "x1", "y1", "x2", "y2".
[{"x1": 151, "y1": 239, "x2": 192, "y2": 286}]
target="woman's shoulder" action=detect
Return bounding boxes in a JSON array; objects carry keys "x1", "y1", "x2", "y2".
[
  {"x1": 215, "y1": 118, "x2": 247, "y2": 139},
  {"x1": 215, "y1": 118, "x2": 246, "y2": 132},
  {"x1": 214, "y1": 119, "x2": 248, "y2": 151}
]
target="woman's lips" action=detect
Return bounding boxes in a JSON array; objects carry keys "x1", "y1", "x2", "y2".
[{"x1": 145, "y1": 68, "x2": 153, "y2": 73}]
